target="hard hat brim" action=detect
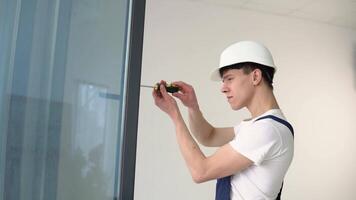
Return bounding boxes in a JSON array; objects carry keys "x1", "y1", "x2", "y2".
[
  {"x1": 209, "y1": 62, "x2": 277, "y2": 82},
  {"x1": 210, "y1": 68, "x2": 223, "y2": 81}
]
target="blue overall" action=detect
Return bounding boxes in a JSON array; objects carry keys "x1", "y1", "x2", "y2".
[{"x1": 215, "y1": 115, "x2": 294, "y2": 200}]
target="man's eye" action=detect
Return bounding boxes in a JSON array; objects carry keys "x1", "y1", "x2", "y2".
[{"x1": 222, "y1": 77, "x2": 233, "y2": 82}]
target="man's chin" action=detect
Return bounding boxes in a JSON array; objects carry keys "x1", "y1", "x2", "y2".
[{"x1": 230, "y1": 104, "x2": 242, "y2": 111}]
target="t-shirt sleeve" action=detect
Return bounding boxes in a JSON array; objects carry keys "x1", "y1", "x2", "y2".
[{"x1": 229, "y1": 122, "x2": 280, "y2": 165}]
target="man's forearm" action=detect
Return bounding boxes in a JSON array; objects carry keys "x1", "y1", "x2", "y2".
[
  {"x1": 171, "y1": 112, "x2": 207, "y2": 183},
  {"x1": 188, "y1": 108, "x2": 214, "y2": 145}
]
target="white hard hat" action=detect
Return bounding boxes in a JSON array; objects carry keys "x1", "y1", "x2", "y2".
[{"x1": 210, "y1": 41, "x2": 276, "y2": 81}]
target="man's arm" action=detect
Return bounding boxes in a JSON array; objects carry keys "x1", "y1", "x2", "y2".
[
  {"x1": 172, "y1": 81, "x2": 234, "y2": 147},
  {"x1": 188, "y1": 107, "x2": 234, "y2": 147},
  {"x1": 174, "y1": 114, "x2": 252, "y2": 183},
  {"x1": 153, "y1": 83, "x2": 253, "y2": 183}
]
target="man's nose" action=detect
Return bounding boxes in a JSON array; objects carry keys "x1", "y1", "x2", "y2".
[{"x1": 220, "y1": 83, "x2": 229, "y2": 93}]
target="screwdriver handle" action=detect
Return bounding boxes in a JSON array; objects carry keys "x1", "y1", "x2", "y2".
[{"x1": 154, "y1": 83, "x2": 180, "y2": 93}]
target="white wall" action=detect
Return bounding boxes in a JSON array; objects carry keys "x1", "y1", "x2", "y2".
[{"x1": 135, "y1": 0, "x2": 356, "y2": 199}]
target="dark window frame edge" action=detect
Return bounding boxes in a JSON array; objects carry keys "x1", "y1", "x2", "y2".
[{"x1": 118, "y1": 0, "x2": 146, "y2": 199}]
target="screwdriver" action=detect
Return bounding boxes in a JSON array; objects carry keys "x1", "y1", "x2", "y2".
[{"x1": 141, "y1": 83, "x2": 180, "y2": 93}]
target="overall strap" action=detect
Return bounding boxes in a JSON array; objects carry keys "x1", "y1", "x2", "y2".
[
  {"x1": 254, "y1": 115, "x2": 294, "y2": 137},
  {"x1": 255, "y1": 115, "x2": 294, "y2": 200},
  {"x1": 215, "y1": 176, "x2": 231, "y2": 200}
]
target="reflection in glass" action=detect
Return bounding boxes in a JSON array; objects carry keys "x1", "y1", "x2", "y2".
[{"x1": 0, "y1": 0, "x2": 130, "y2": 200}]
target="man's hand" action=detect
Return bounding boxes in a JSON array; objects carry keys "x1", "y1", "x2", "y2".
[
  {"x1": 153, "y1": 80, "x2": 180, "y2": 120},
  {"x1": 171, "y1": 81, "x2": 199, "y2": 110}
]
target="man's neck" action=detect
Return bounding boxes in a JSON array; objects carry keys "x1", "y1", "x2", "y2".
[{"x1": 247, "y1": 87, "x2": 279, "y2": 119}]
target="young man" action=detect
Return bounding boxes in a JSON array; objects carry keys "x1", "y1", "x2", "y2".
[{"x1": 152, "y1": 41, "x2": 294, "y2": 200}]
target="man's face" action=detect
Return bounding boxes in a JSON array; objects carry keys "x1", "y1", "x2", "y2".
[{"x1": 220, "y1": 68, "x2": 254, "y2": 110}]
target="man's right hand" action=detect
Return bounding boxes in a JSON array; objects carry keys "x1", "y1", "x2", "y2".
[{"x1": 171, "y1": 81, "x2": 199, "y2": 110}]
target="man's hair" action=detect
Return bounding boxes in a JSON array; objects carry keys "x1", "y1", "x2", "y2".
[{"x1": 219, "y1": 62, "x2": 275, "y2": 89}]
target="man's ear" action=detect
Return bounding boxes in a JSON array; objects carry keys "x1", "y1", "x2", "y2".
[{"x1": 252, "y1": 69, "x2": 263, "y2": 86}]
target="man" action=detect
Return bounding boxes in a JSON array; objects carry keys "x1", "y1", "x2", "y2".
[{"x1": 152, "y1": 41, "x2": 294, "y2": 200}]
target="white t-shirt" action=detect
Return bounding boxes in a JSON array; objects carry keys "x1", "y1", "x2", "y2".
[{"x1": 229, "y1": 109, "x2": 294, "y2": 200}]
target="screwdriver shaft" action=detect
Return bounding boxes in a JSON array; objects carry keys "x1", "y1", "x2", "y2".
[{"x1": 140, "y1": 85, "x2": 154, "y2": 88}]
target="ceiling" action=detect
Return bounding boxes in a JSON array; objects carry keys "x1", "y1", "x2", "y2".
[{"x1": 199, "y1": 0, "x2": 356, "y2": 30}]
